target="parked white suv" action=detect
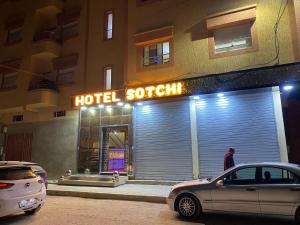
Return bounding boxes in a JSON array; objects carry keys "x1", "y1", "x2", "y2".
[{"x1": 0, "y1": 164, "x2": 46, "y2": 217}]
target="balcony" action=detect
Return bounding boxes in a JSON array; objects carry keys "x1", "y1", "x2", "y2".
[
  {"x1": 36, "y1": 0, "x2": 63, "y2": 15},
  {"x1": 31, "y1": 29, "x2": 61, "y2": 59},
  {"x1": 26, "y1": 78, "x2": 59, "y2": 110}
]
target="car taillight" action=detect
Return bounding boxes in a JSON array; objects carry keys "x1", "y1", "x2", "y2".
[
  {"x1": 0, "y1": 183, "x2": 14, "y2": 189},
  {"x1": 38, "y1": 178, "x2": 45, "y2": 184}
]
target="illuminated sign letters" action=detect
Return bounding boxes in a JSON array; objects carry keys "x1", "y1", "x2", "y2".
[
  {"x1": 72, "y1": 81, "x2": 184, "y2": 108},
  {"x1": 74, "y1": 91, "x2": 121, "y2": 107},
  {"x1": 125, "y1": 82, "x2": 182, "y2": 101}
]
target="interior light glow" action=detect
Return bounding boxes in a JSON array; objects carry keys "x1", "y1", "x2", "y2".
[
  {"x1": 124, "y1": 103, "x2": 131, "y2": 109},
  {"x1": 106, "y1": 106, "x2": 112, "y2": 112},
  {"x1": 283, "y1": 85, "x2": 293, "y2": 91},
  {"x1": 89, "y1": 109, "x2": 96, "y2": 114},
  {"x1": 142, "y1": 105, "x2": 151, "y2": 113},
  {"x1": 98, "y1": 104, "x2": 104, "y2": 108},
  {"x1": 193, "y1": 96, "x2": 200, "y2": 100},
  {"x1": 217, "y1": 93, "x2": 224, "y2": 97},
  {"x1": 81, "y1": 106, "x2": 87, "y2": 111},
  {"x1": 117, "y1": 102, "x2": 124, "y2": 106},
  {"x1": 137, "y1": 102, "x2": 143, "y2": 106}
]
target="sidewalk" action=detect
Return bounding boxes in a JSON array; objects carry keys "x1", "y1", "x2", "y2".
[{"x1": 47, "y1": 184, "x2": 173, "y2": 204}]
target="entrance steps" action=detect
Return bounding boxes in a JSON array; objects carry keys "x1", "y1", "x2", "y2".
[{"x1": 58, "y1": 174, "x2": 128, "y2": 187}]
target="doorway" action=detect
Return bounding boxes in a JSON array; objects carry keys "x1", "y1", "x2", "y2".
[{"x1": 101, "y1": 126, "x2": 129, "y2": 173}]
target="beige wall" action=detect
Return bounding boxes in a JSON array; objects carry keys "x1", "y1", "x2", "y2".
[
  {"x1": 127, "y1": 0, "x2": 295, "y2": 85},
  {"x1": 0, "y1": 0, "x2": 298, "y2": 124}
]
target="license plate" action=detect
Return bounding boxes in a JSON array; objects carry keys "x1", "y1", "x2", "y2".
[{"x1": 18, "y1": 198, "x2": 37, "y2": 208}]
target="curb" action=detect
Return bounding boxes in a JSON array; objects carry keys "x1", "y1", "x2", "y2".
[{"x1": 47, "y1": 190, "x2": 167, "y2": 204}]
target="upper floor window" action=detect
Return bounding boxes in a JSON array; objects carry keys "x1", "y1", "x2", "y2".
[
  {"x1": 6, "y1": 26, "x2": 22, "y2": 44},
  {"x1": 206, "y1": 5, "x2": 257, "y2": 59},
  {"x1": 104, "y1": 66, "x2": 112, "y2": 90},
  {"x1": 214, "y1": 22, "x2": 252, "y2": 53},
  {"x1": 104, "y1": 10, "x2": 113, "y2": 40},
  {"x1": 53, "y1": 54, "x2": 78, "y2": 86},
  {"x1": 62, "y1": 21, "x2": 78, "y2": 40},
  {"x1": 0, "y1": 72, "x2": 17, "y2": 89},
  {"x1": 12, "y1": 115, "x2": 23, "y2": 122},
  {"x1": 57, "y1": 67, "x2": 75, "y2": 85},
  {"x1": 143, "y1": 42, "x2": 170, "y2": 67}
]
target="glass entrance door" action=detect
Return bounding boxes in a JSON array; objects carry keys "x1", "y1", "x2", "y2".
[{"x1": 101, "y1": 126, "x2": 128, "y2": 173}]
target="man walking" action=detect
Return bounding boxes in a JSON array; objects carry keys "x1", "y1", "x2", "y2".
[{"x1": 224, "y1": 148, "x2": 235, "y2": 170}]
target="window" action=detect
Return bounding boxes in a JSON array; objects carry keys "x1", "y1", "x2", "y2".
[
  {"x1": 0, "y1": 167, "x2": 36, "y2": 180},
  {"x1": 143, "y1": 42, "x2": 170, "y2": 67},
  {"x1": 0, "y1": 72, "x2": 17, "y2": 89},
  {"x1": 6, "y1": 26, "x2": 22, "y2": 44},
  {"x1": 62, "y1": 21, "x2": 78, "y2": 40},
  {"x1": 104, "y1": 66, "x2": 112, "y2": 90},
  {"x1": 54, "y1": 110, "x2": 66, "y2": 118},
  {"x1": 104, "y1": 10, "x2": 113, "y2": 40},
  {"x1": 57, "y1": 67, "x2": 75, "y2": 85},
  {"x1": 136, "y1": 0, "x2": 160, "y2": 6},
  {"x1": 224, "y1": 167, "x2": 257, "y2": 185},
  {"x1": 206, "y1": 5, "x2": 257, "y2": 58},
  {"x1": 214, "y1": 22, "x2": 252, "y2": 54},
  {"x1": 12, "y1": 115, "x2": 23, "y2": 122},
  {"x1": 261, "y1": 167, "x2": 300, "y2": 184}
]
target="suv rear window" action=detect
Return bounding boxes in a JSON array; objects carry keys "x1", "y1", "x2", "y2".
[{"x1": 0, "y1": 167, "x2": 37, "y2": 180}]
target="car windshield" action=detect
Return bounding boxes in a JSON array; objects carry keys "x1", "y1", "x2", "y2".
[{"x1": 0, "y1": 167, "x2": 37, "y2": 180}]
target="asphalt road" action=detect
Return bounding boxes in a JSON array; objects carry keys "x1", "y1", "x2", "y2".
[{"x1": 0, "y1": 196, "x2": 295, "y2": 225}]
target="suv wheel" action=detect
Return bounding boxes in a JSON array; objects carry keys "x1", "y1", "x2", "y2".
[{"x1": 177, "y1": 195, "x2": 201, "y2": 219}]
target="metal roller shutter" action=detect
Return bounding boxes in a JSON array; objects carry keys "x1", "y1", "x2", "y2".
[
  {"x1": 134, "y1": 99, "x2": 193, "y2": 180},
  {"x1": 196, "y1": 88, "x2": 281, "y2": 178}
]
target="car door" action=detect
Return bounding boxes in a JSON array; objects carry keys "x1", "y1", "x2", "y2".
[
  {"x1": 258, "y1": 166, "x2": 300, "y2": 216},
  {"x1": 211, "y1": 166, "x2": 260, "y2": 214}
]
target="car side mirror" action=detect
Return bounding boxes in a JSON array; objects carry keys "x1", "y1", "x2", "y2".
[{"x1": 216, "y1": 180, "x2": 224, "y2": 187}]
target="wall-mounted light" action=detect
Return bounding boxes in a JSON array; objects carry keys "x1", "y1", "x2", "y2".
[
  {"x1": 117, "y1": 102, "x2": 124, "y2": 106},
  {"x1": 98, "y1": 104, "x2": 104, "y2": 108},
  {"x1": 217, "y1": 93, "x2": 224, "y2": 98},
  {"x1": 137, "y1": 102, "x2": 143, "y2": 106},
  {"x1": 283, "y1": 85, "x2": 293, "y2": 91},
  {"x1": 81, "y1": 106, "x2": 87, "y2": 111},
  {"x1": 193, "y1": 96, "x2": 200, "y2": 100}
]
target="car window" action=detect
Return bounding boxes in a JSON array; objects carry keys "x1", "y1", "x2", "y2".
[
  {"x1": 30, "y1": 165, "x2": 44, "y2": 172},
  {"x1": 262, "y1": 167, "x2": 299, "y2": 184},
  {"x1": 224, "y1": 167, "x2": 257, "y2": 185},
  {"x1": 0, "y1": 167, "x2": 37, "y2": 180}
]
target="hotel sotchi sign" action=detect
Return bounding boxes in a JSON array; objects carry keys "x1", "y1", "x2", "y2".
[{"x1": 72, "y1": 82, "x2": 183, "y2": 107}]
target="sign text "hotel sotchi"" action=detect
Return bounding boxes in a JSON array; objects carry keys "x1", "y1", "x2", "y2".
[{"x1": 72, "y1": 82, "x2": 183, "y2": 107}]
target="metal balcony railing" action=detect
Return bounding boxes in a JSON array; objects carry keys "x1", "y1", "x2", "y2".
[
  {"x1": 28, "y1": 78, "x2": 59, "y2": 92},
  {"x1": 33, "y1": 28, "x2": 61, "y2": 42}
]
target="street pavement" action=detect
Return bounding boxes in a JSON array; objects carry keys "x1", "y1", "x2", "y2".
[{"x1": 0, "y1": 196, "x2": 294, "y2": 225}]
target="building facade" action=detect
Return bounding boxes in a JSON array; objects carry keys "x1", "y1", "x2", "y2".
[{"x1": 0, "y1": 0, "x2": 300, "y2": 179}]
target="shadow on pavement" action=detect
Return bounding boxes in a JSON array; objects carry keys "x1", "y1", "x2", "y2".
[
  {"x1": 0, "y1": 214, "x2": 30, "y2": 225},
  {"x1": 175, "y1": 213, "x2": 295, "y2": 225}
]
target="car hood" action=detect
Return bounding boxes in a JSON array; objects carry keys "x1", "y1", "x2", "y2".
[{"x1": 172, "y1": 178, "x2": 210, "y2": 189}]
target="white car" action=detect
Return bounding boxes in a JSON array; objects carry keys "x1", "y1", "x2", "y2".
[
  {"x1": 167, "y1": 162, "x2": 300, "y2": 224},
  {"x1": 0, "y1": 164, "x2": 46, "y2": 217}
]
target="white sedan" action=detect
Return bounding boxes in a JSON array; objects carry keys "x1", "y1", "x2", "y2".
[
  {"x1": 0, "y1": 164, "x2": 46, "y2": 217},
  {"x1": 167, "y1": 162, "x2": 300, "y2": 224}
]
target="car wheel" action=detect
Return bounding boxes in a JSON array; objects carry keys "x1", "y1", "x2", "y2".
[
  {"x1": 296, "y1": 207, "x2": 300, "y2": 225},
  {"x1": 24, "y1": 205, "x2": 41, "y2": 216},
  {"x1": 177, "y1": 195, "x2": 201, "y2": 219}
]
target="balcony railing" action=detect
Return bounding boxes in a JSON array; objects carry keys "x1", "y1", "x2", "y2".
[
  {"x1": 33, "y1": 28, "x2": 61, "y2": 42},
  {"x1": 28, "y1": 78, "x2": 59, "y2": 92}
]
